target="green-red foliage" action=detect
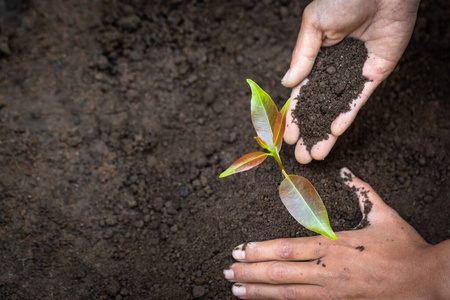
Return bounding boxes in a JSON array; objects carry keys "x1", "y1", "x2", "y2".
[{"x1": 220, "y1": 79, "x2": 337, "y2": 240}]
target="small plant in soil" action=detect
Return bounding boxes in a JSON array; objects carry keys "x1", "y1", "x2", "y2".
[{"x1": 220, "y1": 79, "x2": 337, "y2": 240}]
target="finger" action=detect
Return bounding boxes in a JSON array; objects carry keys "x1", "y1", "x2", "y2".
[
  {"x1": 281, "y1": 5, "x2": 322, "y2": 88},
  {"x1": 340, "y1": 167, "x2": 397, "y2": 225},
  {"x1": 331, "y1": 48, "x2": 400, "y2": 137},
  {"x1": 231, "y1": 283, "x2": 324, "y2": 300},
  {"x1": 227, "y1": 261, "x2": 321, "y2": 285},
  {"x1": 295, "y1": 138, "x2": 313, "y2": 164},
  {"x1": 284, "y1": 83, "x2": 304, "y2": 145},
  {"x1": 231, "y1": 237, "x2": 324, "y2": 263},
  {"x1": 310, "y1": 133, "x2": 337, "y2": 161},
  {"x1": 330, "y1": 79, "x2": 380, "y2": 137}
]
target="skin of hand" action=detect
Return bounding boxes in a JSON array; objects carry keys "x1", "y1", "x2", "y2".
[
  {"x1": 224, "y1": 168, "x2": 450, "y2": 299},
  {"x1": 282, "y1": 0, "x2": 420, "y2": 164}
]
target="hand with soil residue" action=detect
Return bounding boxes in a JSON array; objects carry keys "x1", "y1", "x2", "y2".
[
  {"x1": 224, "y1": 168, "x2": 450, "y2": 299},
  {"x1": 282, "y1": 0, "x2": 420, "y2": 164}
]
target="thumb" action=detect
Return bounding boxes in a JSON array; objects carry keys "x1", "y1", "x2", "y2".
[
  {"x1": 340, "y1": 167, "x2": 399, "y2": 228},
  {"x1": 281, "y1": 6, "x2": 322, "y2": 88}
]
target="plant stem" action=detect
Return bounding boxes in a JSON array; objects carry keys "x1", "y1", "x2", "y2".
[{"x1": 272, "y1": 149, "x2": 288, "y2": 179}]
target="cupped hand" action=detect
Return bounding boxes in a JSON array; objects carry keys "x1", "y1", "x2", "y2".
[
  {"x1": 283, "y1": 0, "x2": 420, "y2": 164},
  {"x1": 224, "y1": 168, "x2": 450, "y2": 299}
]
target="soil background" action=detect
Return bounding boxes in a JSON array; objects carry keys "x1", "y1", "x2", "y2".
[{"x1": 0, "y1": 0, "x2": 449, "y2": 299}]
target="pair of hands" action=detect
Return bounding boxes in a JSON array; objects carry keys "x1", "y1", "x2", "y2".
[
  {"x1": 224, "y1": 168, "x2": 450, "y2": 299},
  {"x1": 283, "y1": 0, "x2": 419, "y2": 164}
]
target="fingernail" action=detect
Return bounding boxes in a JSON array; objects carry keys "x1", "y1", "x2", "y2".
[
  {"x1": 232, "y1": 246, "x2": 245, "y2": 260},
  {"x1": 223, "y1": 269, "x2": 234, "y2": 281},
  {"x1": 281, "y1": 69, "x2": 291, "y2": 85},
  {"x1": 232, "y1": 284, "x2": 246, "y2": 297}
]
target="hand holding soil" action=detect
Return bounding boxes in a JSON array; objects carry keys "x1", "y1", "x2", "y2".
[
  {"x1": 225, "y1": 168, "x2": 450, "y2": 299},
  {"x1": 283, "y1": 0, "x2": 420, "y2": 164}
]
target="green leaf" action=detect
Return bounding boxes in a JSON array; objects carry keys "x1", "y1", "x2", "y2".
[
  {"x1": 247, "y1": 79, "x2": 278, "y2": 150},
  {"x1": 273, "y1": 98, "x2": 291, "y2": 148},
  {"x1": 254, "y1": 136, "x2": 271, "y2": 151},
  {"x1": 220, "y1": 152, "x2": 270, "y2": 178},
  {"x1": 279, "y1": 175, "x2": 337, "y2": 240}
]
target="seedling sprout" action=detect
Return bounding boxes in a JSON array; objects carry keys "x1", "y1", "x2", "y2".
[{"x1": 220, "y1": 79, "x2": 337, "y2": 240}]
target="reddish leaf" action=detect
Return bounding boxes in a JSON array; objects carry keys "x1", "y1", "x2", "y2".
[
  {"x1": 279, "y1": 175, "x2": 337, "y2": 240},
  {"x1": 273, "y1": 98, "x2": 291, "y2": 148},
  {"x1": 220, "y1": 152, "x2": 269, "y2": 178},
  {"x1": 254, "y1": 136, "x2": 271, "y2": 151}
]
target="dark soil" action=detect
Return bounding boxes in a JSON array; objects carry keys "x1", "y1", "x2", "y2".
[
  {"x1": 356, "y1": 245, "x2": 365, "y2": 251},
  {"x1": 0, "y1": 1, "x2": 449, "y2": 299},
  {"x1": 292, "y1": 38, "x2": 368, "y2": 151}
]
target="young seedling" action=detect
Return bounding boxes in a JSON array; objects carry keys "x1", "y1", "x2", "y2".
[{"x1": 220, "y1": 79, "x2": 337, "y2": 240}]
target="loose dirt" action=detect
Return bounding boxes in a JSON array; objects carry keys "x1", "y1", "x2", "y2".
[{"x1": 292, "y1": 38, "x2": 368, "y2": 150}]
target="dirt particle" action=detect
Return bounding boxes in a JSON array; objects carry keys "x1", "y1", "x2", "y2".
[
  {"x1": 356, "y1": 245, "x2": 365, "y2": 251},
  {"x1": 165, "y1": 201, "x2": 178, "y2": 215},
  {"x1": 106, "y1": 217, "x2": 117, "y2": 226},
  {"x1": 135, "y1": 220, "x2": 144, "y2": 228},
  {"x1": 424, "y1": 195, "x2": 434, "y2": 203},
  {"x1": 180, "y1": 186, "x2": 189, "y2": 198},
  {"x1": 97, "y1": 163, "x2": 117, "y2": 183},
  {"x1": 170, "y1": 224, "x2": 178, "y2": 233},
  {"x1": 419, "y1": 157, "x2": 426, "y2": 166},
  {"x1": 126, "y1": 197, "x2": 137, "y2": 208},
  {"x1": 117, "y1": 15, "x2": 141, "y2": 31},
  {"x1": 94, "y1": 55, "x2": 109, "y2": 70},
  {"x1": 241, "y1": 242, "x2": 249, "y2": 251},
  {"x1": 104, "y1": 229, "x2": 114, "y2": 239},
  {"x1": 120, "y1": 288, "x2": 129, "y2": 296},
  {"x1": 129, "y1": 50, "x2": 143, "y2": 61},
  {"x1": 326, "y1": 66, "x2": 336, "y2": 74},
  {"x1": 342, "y1": 171, "x2": 353, "y2": 182},
  {"x1": 354, "y1": 191, "x2": 373, "y2": 230},
  {"x1": 146, "y1": 155, "x2": 158, "y2": 168},
  {"x1": 106, "y1": 279, "x2": 120, "y2": 296},
  {"x1": 195, "y1": 155, "x2": 208, "y2": 168},
  {"x1": 153, "y1": 197, "x2": 164, "y2": 211},
  {"x1": 0, "y1": 40, "x2": 12, "y2": 56},
  {"x1": 192, "y1": 285, "x2": 206, "y2": 298}
]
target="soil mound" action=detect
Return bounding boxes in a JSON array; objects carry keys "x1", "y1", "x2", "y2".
[{"x1": 292, "y1": 38, "x2": 368, "y2": 150}]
